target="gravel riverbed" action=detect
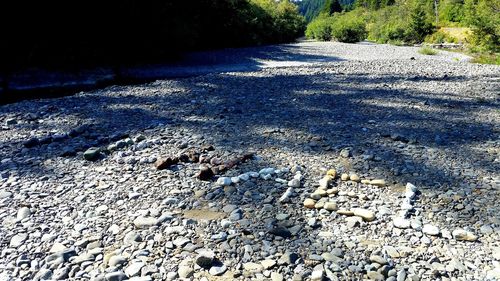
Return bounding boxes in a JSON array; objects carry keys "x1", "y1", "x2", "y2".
[{"x1": 0, "y1": 42, "x2": 499, "y2": 281}]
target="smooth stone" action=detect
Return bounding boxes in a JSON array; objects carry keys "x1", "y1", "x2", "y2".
[
  {"x1": 83, "y1": 147, "x2": 100, "y2": 161},
  {"x1": 350, "y1": 174, "x2": 360, "y2": 182},
  {"x1": 271, "y1": 272, "x2": 284, "y2": 281},
  {"x1": 303, "y1": 198, "x2": 316, "y2": 209},
  {"x1": 370, "y1": 179, "x2": 386, "y2": 187},
  {"x1": 243, "y1": 262, "x2": 263, "y2": 273},
  {"x1": 422, "y1": 224, "x2": 440, "y2": 236},
  {"x1": 370, "y1": 255, "x2": 388, "y2": 265},
  {"x1": 124, "y1": 231, "x2": 142, "y2": 244},
  {"x1": 195, "y1": 250, "x2": 215, "y2": 268},
  {"x1": 318, "y1": 176, "x2": 332, "y2": 189},
  {"x1": 486, "y1": 268, "x2": 500, "y2": 279},
  {"x1": 346, "y1": 216, "x2": 363, "y2": 228},
  {"x1": 178, "y1": 266, "x2": 194, "y2": 278},
  {"x1": 326, "y1": 169, "x2": 337, "y2": 178},
  {"x1": 261, "y1": 259, "x2": 276, "y2": 269},
  {"x1": 384, "y1": 246, "x2": 400, "y2": 258},
  {"x1": 278, "y1": 252, "x2": 299, "y2": 265},
  {"x1": 10, "y1": 233, "x2": 28, "y2": 248},
  {"x1": 310, "y1": 193, "x2": 323, "y2": 200},
  {"x1": 108, "y1": 255, "x2": 127, "y2": 267},
  {"x1": 133, "y1": 216, "x2": 157, "y2": 228},
  {"x1": 323, "y1": 202, "x2": 338, "y2": 211},
  {"x1": 353, "y1": 208, "x2": 376, "y2": 221},
  {"x1": 393, "y1": 217, "x2": 411, "y2": 229},
  {"x1": 288, "y1": 179, "x2": 301, "y2": 188},
  {"x1": 341, "y1": 173, "x2": 349, "y2": 181},
  {"x1": 209, "y1": 264, "x2": 227, "y2": 276},
  {"x1": 259, "y1": 168, "x2": 275, "y2": 175},
  {"x1": 125, "y1": 262, "x2": 145, "y2": 277},
  {"x1": 17, "y1": 207, "x2": 31, "y2": 220},
  {"x1": 452, "y1": 229, "x2": 478, "y2": 241},
  {"x1": 367, "y1": 271, "x2": 385, "y2": 280},
  {"x1": 0, "y1": 191, "x2": 12, "y2": 199},
  {"x1": 216, "y1": 177, "x2": 232, "y2": 186},
  {"x1": 311, "y1": 264, "x2": 324, "y2": 281}
]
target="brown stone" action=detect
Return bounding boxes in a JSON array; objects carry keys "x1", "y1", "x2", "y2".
[
  {"x1": 155, "y1": 157, "x2": 178, "y2": 170},
  {"x1": 197, "y1": 166, "x2": 214, "y2": 181}
]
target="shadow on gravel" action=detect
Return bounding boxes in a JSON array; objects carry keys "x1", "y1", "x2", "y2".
[
  {"x1": 1, "y1": 67, "x2": 498, "y2": 226},
  {"x1": 0, "y1": 44, "x2": 344, "y2": 104}
]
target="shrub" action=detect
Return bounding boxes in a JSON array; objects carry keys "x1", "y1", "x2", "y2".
[
  {"x1": 331, "y1": 15, "x2": 367, "y2": 43},
  {"x1": 425, "y1": 30, "x2": 459, "y2": 44},
  {"x1": 306, "y1": 16, "x2": 336, "y2": 40},
  {"x1": 418, "y1": 46, "x2": 438, "y2": 55}
]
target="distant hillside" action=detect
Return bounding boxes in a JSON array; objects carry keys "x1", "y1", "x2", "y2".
[{"x1": 296, "y1": 0, "x2": 356, "y2": 22}]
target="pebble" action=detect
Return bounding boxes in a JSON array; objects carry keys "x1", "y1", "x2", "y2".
[
  {"x1": 108, "y1": 255, "x2": 127, "y2": 267},
  {"x1": 370, "y1": 255, "x2": 388, "y2": 265},
  {"x1": 243, "y1": 262, "x2": 263, "y2": 273},
  {"x1": 10, "y1": 233, "x2": 28, "y2": 248},
  {"x1": 311, "y1": 264, "x2": 325, "y2": 281},
  {"x1": 353, "y1": 208, "x2": 376, "y2": 221},
  {"x1": 178, "y1": 266, "x2": 194, "y2": 278},
  {"x1": 303, "y1": 198, "x2": 316, "y2": 209},
  {"x1": 216, "y1": 177, "x2": 232, "y2": 186},
  {"x1": 105, "y1": 271, "x2": 128, "y2": 281},
  {"x1": 422, "y1": 224, "x2": 440, "y2": 236},
  {"x1": 209, "y1": 264, "x2": 227, "y2": 276},
  {"x1": 323, "y1": 202, "x2": 338, "y2": 211},
  {"x1": 17, "y1": 207, "x2": 31, "y2": 220},
  {"x1": 125, "y1": 262, "x2": 145, "y2": 277},
  {"x1": 83, "y1": 147, "x2": 100, "y2": 161},
  {"x1": 370, "y1": 179, "x2": 386, "y2": 187},
  {"x1": 133, "y1": 216, "x2": 158, "y2": 228},
  {"x1": 367, "y1": 271, "x2": 385, "y2": 280},
  {"x1": 271, "y1": 272, "x2": 284, "y2": 281},
  {"x1": 288, "y1": 178, "x2": 301, "y2": 188},
  {"x1": 452, "y1": 229, "x2": 478, "y2": 241},
  {"x1": 195, "y1": 250, "x2": 215, "y2": 268},
  {"x1": 393, "y1": 217, "x2": 411, "y2": 229}
]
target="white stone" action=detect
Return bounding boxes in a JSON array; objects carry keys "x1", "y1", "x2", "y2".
[
  {"x1": 216, "y1": 177, "x2": 232, "y2": 186},
  {"x1": 393, "y1": 217, "x2": 411, "y2": 229},
  {"x1": 422, "y1": 224, "x2": 440, "y2": 236}
]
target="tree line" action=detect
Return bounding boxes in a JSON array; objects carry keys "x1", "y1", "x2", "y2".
[
  {"x1": 303, "y1": 0, "x2": 499, "y2": 59},
  {"x1": 0, "y1": 0, "x2": 305, "y2": 72}
]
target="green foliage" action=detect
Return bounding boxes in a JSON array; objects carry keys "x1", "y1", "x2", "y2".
[
  {"x1": 418, "y1": 46, "x2": 439, "y2": 55},
  {"x1": 321, "y1": 0, "x2": 343, "y2": 15},
  {"x1": 331, "y1": 13, "x2": 367, "y2": 42},
  {"x1": 439, "y1": 0, "x2": 466, "y2": 24},
  {"x1": 306, "y1": 16, "x2": 336, "y2": 40},
  {"x1": 464, "y1": 0, "x2": 500, "y2": 52},
  {"x1": 425, "y1": 30, "x2": 459, "y2": 43},
  {"x1": 406, "y1": 2, "x2": 435, "y2": 43},
  {"x1": 471, "y1": 52, "x2": 500, "y2": 65},
  {"x1": 306, "y1": 10, "x2": 366, "y2": 43}
]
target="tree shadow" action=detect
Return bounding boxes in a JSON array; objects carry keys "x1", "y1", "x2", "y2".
[{"x1": 0, "y1": 65, "x2": 498, "y2": 279}]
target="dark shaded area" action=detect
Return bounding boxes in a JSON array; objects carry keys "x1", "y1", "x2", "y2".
[
  {"x1": 0, "y1": 0, "x2": 305, "y2": 73},
  {"x1": 0, "y1": 43, "x2": 341, "y2": 104}
]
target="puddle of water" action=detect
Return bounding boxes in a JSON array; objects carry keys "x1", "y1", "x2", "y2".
[{"x1": 183, "y1": 209, "x2": 225, "y2": 221}]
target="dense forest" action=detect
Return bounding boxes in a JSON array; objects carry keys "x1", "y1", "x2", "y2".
[
  {"x1": 303, "y1": 0, "x2": 499, "y2": 62},
  {"x1": 0, "y1": 0, "x2": 305, "y2": 72}
]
